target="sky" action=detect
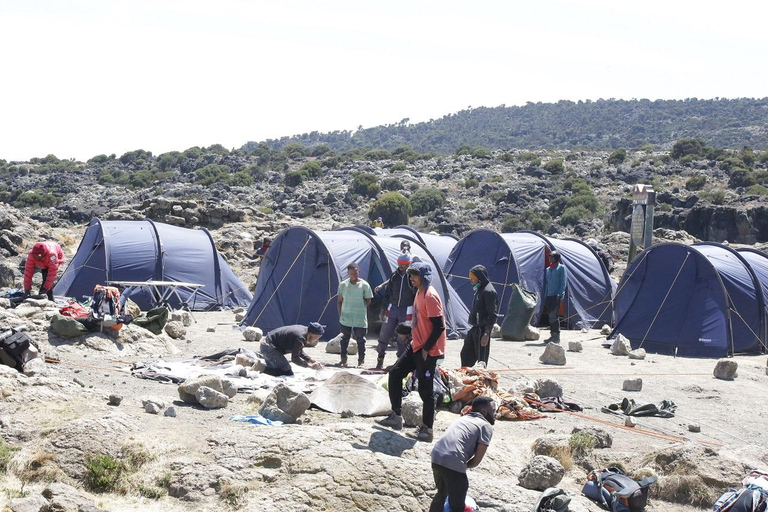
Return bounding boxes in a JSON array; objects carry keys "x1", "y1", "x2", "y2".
[{"x1": 1, "y1": 0, "x2": 766, "y2": 162}]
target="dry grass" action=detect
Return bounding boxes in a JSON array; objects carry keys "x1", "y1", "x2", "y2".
[
  {"x1": 219, "y1": 480, "x2": 250, "y2": 509},
  {"x1": 531, "y1": 440, "x2": 574, "y2": 471},
  {"x1": 653, "y1": 474, "x2": 716, "y2": 507},
  {"x1": 10, "y1": 447, "x2": 65, "y2": 484}
]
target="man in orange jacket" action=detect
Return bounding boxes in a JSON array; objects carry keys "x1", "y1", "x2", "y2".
[{"x1": 23, "y1": 241, "x2": 65, "y2": 301}]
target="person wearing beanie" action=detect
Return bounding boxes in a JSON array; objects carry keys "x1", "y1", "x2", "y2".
[
  {"x1": 544, "y1": 251, "x2": 568, "y2": 343},
  {"x1": 461, "y1": 265, "x2": 498, "y2": 368},
  {"x1": 23, "y1": 241, "x2": 65, "y2": 301},
  {"x1": 373, "y1": 250, "x2": 416, "y2": 369},
  {"x1": 259, "y1": 322, "x2": 325, "y2": 376},
  {"x1": 586, "y1": 237, "x2": 615, "y2": 273},
  {"x1": 378, "y1": 261, "x2": 445, "y2": 442},
  {"x1": 337, "y1": 262, "x2": 373, "y2": 367}
]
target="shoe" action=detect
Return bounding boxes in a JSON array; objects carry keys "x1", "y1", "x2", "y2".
[
  {"x1": 408, "y1": 425, "x2": 433, "y2": 442},
  {"x1": 358, "y1": 358, "x2": 365, "y2": 368},
  {"x1": 376, "y1": 412, "x2": 403, "y2": 430},
  {"x1": 550, "y1": 333, "x2": 560, "y2": 344},
  {"x1": 340, "y1": 356, "x2": 348, "y2": 367},
  {"x1": 376, "y1": 357, "x2": 384, "y2": 370}
]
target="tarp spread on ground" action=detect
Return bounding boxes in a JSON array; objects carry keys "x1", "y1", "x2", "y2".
[
  {"x1": 611, "y1": 242, "x2": 765, "y2": 357},
  {"x1": 241, "y1": 226, "x2": 469, "y2": 338},
  {"x1": 54, "y1": 219, "x2": 252, "y2": 311},
  {"x1": 443, "y1": 229, "x2": 614, "y2": 330}
]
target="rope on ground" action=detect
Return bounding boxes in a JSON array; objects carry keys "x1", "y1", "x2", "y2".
[
  {"x1": 638, "y1": 252, "x2": 690, "y2": 349},
  {"x1": 251, "y1": 236, "x2": 312, "y2": 325}
]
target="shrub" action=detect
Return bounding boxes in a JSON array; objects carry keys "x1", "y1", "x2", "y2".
[
  {"x1": 390, "y1": 162, "x2": 407, "y2": 172},
  {"x1": 501, "y1": 215, "x2": 520, "y2": 233},
  {"x1": 720, "y1": 157, "x2": 747, "y2": 173},
  {"x1": 685, "y1": 175, "x2": 707, "y2": 191},
  {"x1": 381, "y1": 177, "x2": 403, "y2": 191},
  {"x1": 569, "y1": 432, "x2": 596, "y2": 456},
  {"x1": 728, "y1": 168, "x2": 755, "y2": 188},
  {"x1": 119, "y1": 149, "x2": 152, "y2": 165},
  {"x1": 194, "y1": 164, "x2": 231, "y2": 186},
  {"x1": 157, "y1": 151, "x2": 186, "y2": 171},
  {"x1": 548, "y1": 197, "x2": 568, "y2": 217},
  {"x1": 746, "y1": 184, "x2": 768, "y2": 196},
  {"x1": 519, "y1": 151, "x2": 539, "y2": 161},
  {"x1": 702, "y1": 187, "x2": 726, "y2": 205},
  {"x1": 566, "y1": 193, "x2": 599, "y2": 213},
  {"x1": 607, "y1": 149, "x2": 627, "y2": 165},
  {"x1": 283, "y1": 144, "x2": 307, "y2": 159},
  {"x1": 284, "y1": 169, "x2": 306, "y2": 187},
  {"x1": 410, "y1": 187, "x2": 446, "y2": 215},
  {"x1": 470, "y1": 147, "x2": 491, "y2": 159},
  {"x1": 563, "y1": 177, "x2": 592, "y2": 195},
  {"x1": 455, "y1": 145, "x2": 472, "y2": 156},
  {"x1": 392, "y1": 146, "x2": 418, "y2": 161},
  {"x1": 89, "y1": 154, "x2": 110, "y2": 164},
  {"x1": 500, "y1": 152, "x2": 515, "y2": 162},
  {"x1": 560, "y1": 205, "x2": 592, "y2": 226},
  {"x1": 350, "y1": 172, "x2": 380, "y2": 198},
  {"x1": 364, "y1": 149, "x2": 391, "y2": 161},
  {"x1": 671, "y1": 138, "x2": 706, "y2": 159},
  {"x1": 299, "y1": 161, "x2": 323, "y2": 178},
  {"x1": 15, "y1": 190, "x2": 58, "y2": 207},
  {"x1": 369, "y1": 192, "x2": 411, "y2": 226},
  {"x1": 739, "y1": 147, "x2": 756, "y2": 166},
  {"x1": 0, "y1": 439, "x2": 19, "y2": 473},
  {"x1": 464, "y1": 178, "x2": 479, "y2": 188},
  {"x1": 85, "y1": 454, "x2": 124, "y2": 493},
  {"x1": 310, "y1": 144, "x2": 331, "y2": 157}
]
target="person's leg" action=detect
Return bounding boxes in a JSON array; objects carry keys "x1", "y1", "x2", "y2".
[
  {"x1": 354, "y1": 327, "x2": 367, "y2": 365},
  {"x1": 416, "y1": 355, "x2": 437, "y2": 428},
  {"x1": 376, "y1": 311, "x2": 398, "y2": 358},
  {"x1": 259, "y1": 343, "x2": 293, "y2": 376},
  {"x1": 460, "y1": 327, "x2": 479, "y2": 367},
  {"x1": 339, "y1": 324, "x2": 352, "y2": 364},
  {"x1": 387, "y1": 349, "x2": 416, "y2": 414},
  {"x1": 479, "y1": 332, "x2": 491, "y2": 366},
  {"x1": 429, "y1": 463, "x2": 449, "y2": 512},
  {"x1": 443, "y1": 467, "x2": 469, "y2": 512},
  {"x1": 545, "y1": 295, "x2": 560, "y2": 340},
  {"x1": 40, "y1": 269, "x2": 53, "y2": 300}
]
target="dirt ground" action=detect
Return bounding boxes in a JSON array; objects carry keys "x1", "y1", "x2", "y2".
[{"x1": 3, "y1": 308, "x2": 768, "y2": 511}]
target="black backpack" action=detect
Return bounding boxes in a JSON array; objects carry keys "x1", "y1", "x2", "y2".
[
  {"x1": 714, "y1": 486, "x2": 768, "y2": 512},
  {"x1": 582, "y1": 467, "x2": 657, "y2": 512},
  {"x1": 0, "y1": 329, "x2": 32, "y2": 372},
  {"x1": 532, "y1": 487, "x2": 571, "y2": 512}
]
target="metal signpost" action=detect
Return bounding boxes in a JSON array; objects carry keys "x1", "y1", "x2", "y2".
[{"x1": 628, "y1": 184, "x2": 655, "y2": 262}]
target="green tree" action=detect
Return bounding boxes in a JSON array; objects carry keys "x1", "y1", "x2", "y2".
[
  {"x1": 284, "y1": 169, "x2": 306, "y2": 187},
  {"x1": 728, "y1": 168, "x2": 755, "y2": 188},
  {"x1": 543, "y1": 158, "x2": 564, "y2": 174},
  {"x1": 299, "y1": 161, "x2": 323, "y2": 178},
  {"x1": 283, "y1": 144, "x2": 307, "y2": 159},
  {"x1": 350, "y1": 172, "x2": 380, "y2": 198},
  {"x1": 671, "y1": 138, "x2": 706, "y2": 159},
  {"x1": 470, "y1": 147, "x2": 491, "y2": 159},
  {"x1": 381, "y1": 177, "x2": 403, "y2": 191},
  {"x1": 410, "y1": 187, "x2": 446, "y2": 215},
  {"x1": 607, "y1": 149, "x2": 626, "y2": 165},
  {"x1": 369, "y1": 192, "x2": 411, "y2": 226},
  {"x1": 364, "y1": 149, "x2": 391, "y2": 161},
  {"x1": 685, "y1": 175, "x2": 707, "y2": 190}
]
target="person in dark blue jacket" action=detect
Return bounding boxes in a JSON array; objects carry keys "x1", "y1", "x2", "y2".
[
  {"x1": 460, "y1": 265, "x2": 497, "y2": 367},
  {"x1": 544, "y1": 251, "x2": 567, "y2": 343}
]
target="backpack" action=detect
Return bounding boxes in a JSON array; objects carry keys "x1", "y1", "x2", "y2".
[
  {"x1": 582, "y1": 467, "x2": 656, "y2": 512},
  {"x1": 713, "y1": 486, "x2": 768, "y2": 512},
  {"x1": 0, "y1": 329, "x2": 33, "y2": 371},
  {"x1": 532, "y1": 487, "x2": 571, "y2": 512},
  {"x1": 89, "y1": 285, "x2": 123, "y2": 331}
]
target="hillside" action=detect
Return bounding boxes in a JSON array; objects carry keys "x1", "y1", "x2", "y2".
[{"x1": 244, "y1": 98, "x2": 768, "y2": 154}]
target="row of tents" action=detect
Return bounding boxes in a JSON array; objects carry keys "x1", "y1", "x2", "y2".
[{"x1": 53, "y1": 219, "x2": 768, "y2": 358}]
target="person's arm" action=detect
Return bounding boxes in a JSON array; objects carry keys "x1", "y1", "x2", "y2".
[
  {"x1": 364, "y1": 283, "x2": 373, "y2": 307},
  {"x1": 374, "y1": 278, "x2": 391, "y2": 295},
  {"x1": 291, "y1": 344, "x2": 311, "y2": 367},
  {"x1": 420, "y1": 316, "x2": 445, "y2": 356},
  {"x1": 482, "y1": 290, "x2": 498, "y2": 333},
  {"x1": 337, "y1": 295, "x2": 343, "y2": 317},
  {"x1": 558, "y1": 266, "x2": 567, "y2": 298},
  {"x1": 466, "y1": 443, "x2": 489, "y2": 468}
]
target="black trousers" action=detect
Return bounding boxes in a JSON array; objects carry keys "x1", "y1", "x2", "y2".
[
  {"x1": 545, "y1": 295, "x2": 561, "y2": 334},
  {"x1": 460, "y1": 326, "x2": 489, "y2": 367},
  {"x1": 387, "y1": 347, "x2": 437, "y2": 428},
  {"x1": 40, "y1": 269, "x2": 53, "y2": 301},
  {"x1": 429, "y1": 463, "x2": 469, "y2": 512}
]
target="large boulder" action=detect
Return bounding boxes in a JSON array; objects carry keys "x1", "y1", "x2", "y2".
[
  {"x1": 259, "y1": 383, "x2": 311, "y2": 424},
  {"x1": 571, "y1": 426, "x2": 613, "y2": 448},
  {"x1": 534, "y1": 379, "x2": 563, "y2": 399},
  {"x1": 714, "y1": 359, "x2": 738, "y2": 380},
  {"x1": 401, "y1": 393, "x2": 424, "y2": 428},
  {"x1": 518, "y1": 455, "x2": 565, "y2": 490},
  {"x1": 243, "y1": 326, "x2": 263, "y2": 342},
  {"x1": 164, "y1": 320, "x2": 186, "y2": 339},
  {"x1": 178, "y1": 374, "x2": 227, "y2": 404},
  {"x1": 195, "y1": 386, "x2": 229, "y2": 409},
  {"x1": 610, "y1": 334, "x2": 631, "y2": 356},
  {"x1": 42, "y1": 482, "x2": 106, "y2": 512},
  {"x1": 539, "y1": 343, "x2": 566, "y2": 365}
]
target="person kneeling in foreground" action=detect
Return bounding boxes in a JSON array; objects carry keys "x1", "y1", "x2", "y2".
[
  {"x1": 260, "y1": 322, "x2": 324, "y2": 376},
  {"x1": 377, "y1": 262, "x2": 445, "y2": 442},
  {"x1": 430, "y1": 396, "x2": 496, "y2": 512}
]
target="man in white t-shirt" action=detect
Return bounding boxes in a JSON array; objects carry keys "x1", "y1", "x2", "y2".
[{"x1": 429, "y1": 396, "x2": 496, "y2": 512}]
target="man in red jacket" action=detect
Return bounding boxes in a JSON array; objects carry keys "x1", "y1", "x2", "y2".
[{"x1": 23, "y1": 241, "x2": 65, "y2": 301}]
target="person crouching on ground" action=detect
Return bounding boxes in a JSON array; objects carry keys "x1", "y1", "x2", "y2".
[
  {"x1": 377, "y1": 261, "x2": 445, "y2": 442},
  {"x1": 429, "y1": 396, "x2": 496, "y2": 512},
  {"x1": 259, "y1": 322, "x2": 325, "y2": 376},
  {"x1": 544, "y1": 250, "x2": 567, "y2": 343},
  {"x1": 373, "y1": 250, "x2": 416, "y2": 369},
  {"x1": 23, "y1": 241, "x2": 65, "y2": 301},
  {"x1": 337, "y1": 262, "x2": 373, "y2": 367},
  {"x1": 460, "y1": 264, "x2": 498, "y2": 368}
]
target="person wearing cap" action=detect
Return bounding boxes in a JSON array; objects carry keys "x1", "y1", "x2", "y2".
[
  {"x1": 372, "y1": 217, "x2": 384, "y2": 228},
  {"x1": 544, "y1": 251, "x2": 567, "y2": 343},
  {"x1": 429, "y1": 396, "x2": 496, "y2": 512},
  {"x1": 461, "y1": 265, "x2": 498, "y2": 368},
  {"x1": 373, "y1": 250, "x2": 416, "y2": 369},
  {"x1": 23, "y1": 241, "x2": 65, "y2": 301},
  {"x1": 377, "y1": 261, "x2": 445, "y2": 442},
  {"x1": 259, "y1": 322, "x2": 325, "y2": 376},
  {"x1": 586, "y1": 238, "x2": 615, "y2": 273},
  {"x1": 337, "y1": 262, "x2": 373, "y2": 367}
]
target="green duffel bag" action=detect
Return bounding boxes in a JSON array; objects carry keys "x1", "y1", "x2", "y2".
[
  {"x1": 50, "y1": 313, "x2": 89, "y2": 338},
  {"x1": 132, "y1": 307, "x2": 169, "y2": 335},
  {"x1": 500, "y1": 284, "x2": 537, "y2": 341}
]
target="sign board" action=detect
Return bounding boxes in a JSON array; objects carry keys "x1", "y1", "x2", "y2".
[{"x1": 631, "y1": 205, "x2": 645, "y2": 246}]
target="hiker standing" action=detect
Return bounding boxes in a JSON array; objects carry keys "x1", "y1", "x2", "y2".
[
  {"x1": 337, "y1": 262, "x2": 373, "y2": 367},
  {"x1": 373, "y1": 251, "x2": 416, "y2": 369},
  {"x1": 586, "y1": 238, "x2": 615, "y2": 273},
  {"x1": 372, "y1": 217, "x2": 384, "y2": 228},
  {"x1": 259, "y1": 322, "x2": 325, "y2": 376},
  {"x1": 378, "y1": 262, "x2": 445, "y2": 442},
  {"x1": 544, "y1": 251, "x2": 567, "y2": 343},
  {"x1": 429, "y1": 396, "x2": 496, "y2": 512},
  {"x1": 460, "y1": 265, "x2": 498, "y2": 368},
  {"x1": 23, "y1": 241, "x2": 65, "y2": 301}
]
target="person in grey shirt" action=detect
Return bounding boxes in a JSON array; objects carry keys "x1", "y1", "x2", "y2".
[{"x1": 429, "y1": 396, "x2": 496, "y2": 512}]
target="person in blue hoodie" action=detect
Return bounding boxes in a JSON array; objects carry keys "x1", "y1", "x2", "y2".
[
  {"x1": 544, "y1": 251, "x2": 567, "y2": 343},
  {"x1": 460, "y1": 265, "x2": 498, "y2": 368}
]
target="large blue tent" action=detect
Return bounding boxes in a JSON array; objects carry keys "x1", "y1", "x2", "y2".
[
  {"x1": 611, "y1": 242, "x2": 765, "y2": 357},
  {"x1": 443, "y1": 230, "x2": 614, "y2": 330},
  {"x1": 241, "y1": 227, "x2": 470, "y2": 338},
  {"x1": 54, "y1": 219, "x2": 252, "y2": 311}
]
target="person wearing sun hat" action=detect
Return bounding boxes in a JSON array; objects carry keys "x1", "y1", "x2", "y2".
[
  {"x1": 259, "y1": 322, "x2": 325, "y2": 376},
  {"x1": 373, "y1": 250, "x2": 416, "y2": 369}
]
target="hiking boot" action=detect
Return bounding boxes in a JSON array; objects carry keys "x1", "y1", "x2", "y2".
[
  {"x1": 340, "y1": 356, "x2": 348, "y2": 367},
  {"x1": 376, "y1": 357, "x2": 385, "y2": 370},
  {"x1": 549, "y1": 333, "x2": 560, "y2": 344},
  {"x1": 376, "y1": 412, "x2": 403, "y2": 430},
  {"x1": 358, "y1": 357, "x2": 365, "y2": 368},
  {"x1": 408, "y1": 425, "x2": 433, "y2": 442}
]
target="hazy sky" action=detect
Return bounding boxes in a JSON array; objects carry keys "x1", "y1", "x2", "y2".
[{"x1": 1, "y1": 0, "x2": 766, "y2": 162}]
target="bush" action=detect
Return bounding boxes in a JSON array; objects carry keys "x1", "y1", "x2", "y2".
[
  {"x1": 728, "y1": 168, "x2": 755, "y2": 188},
  {"x1": 560, "y1": 205, "x2": 592, "y2": 226},
  {"x1": 470, "y1": 147, "x2": 491, "y2": 159},
  {"x1": 410, "y1": 187, "x2": 446, "y2": 215},
  {"x1": 720, "y1": 157, "x2": 747, "y2": 173},
  {"x1": 0, "y1": 439, "x2": 19, "y2": 473},
  {"x1": 88, "y1": 154, "x2": 110, "y2": 164},
  {"x1": 381, "y1": 177, "x2": 403, "y2": 191},
  {"x1": 369, "y1": 192, "x2": 411, "y2": 226},
  {"x1": 563, "y1": 177, "x2": 592, "y2": 195},
  {"x1": 194, "y1": 164, "x2": 231, "y2": 186},
  {"x1": 15, "y1": 190, "x2": 58, "y2": 207},
  {"x1": 283, "y1": 144, "x2": 307, "y2": 159},
  {"x1": 607, "y1": 149, "x2": 627, "y2": 165},
  {"x1": 500, "y1": 152, "x2": 515, "y2": 163},
  {"x1": 299, "y1": 161, "x2": 323, "y2": 178},
  {"x1": 364, "y1": 149, "x2": 391, "y2": 161},
  {"x1": 85, "y1": 454, "x2": 124, "y2": 493},
  {"x1": 455, "y1": 145, "x2": 472, "y2": 156},
  {"x1": 310, "y1": 144, "x2": 332, "y2": 157},
  {"x1": 671, "y1": 138, "x2": 706, "y2": 159},
  {"x1": 390, "y1": 162, "x2": 407, "y2": 172},
  {"x1": 392, "y1": 146, "x2": 418, "y2": 161},
  {"x1": 746, "y1": 184, "x2": 768, "y2": 196},
  {"x1": 702, "y1": 187, "x2": 726, "y2": 205},
  {"x1": 119, "y1": 149, "x2": 152, "y2": 165},
  {"x1": 686, "y1": 175, "x2": 707, "y2": 191},
  {"x1": 284, "y1": 169, "x2": 306, "y2": 187},
  {"x1": 350, "y1": 172, "x2": 380, "y2": 198},
  {"x1": 543, "y1": 158, "x2": 565, "y2": 174},
  {"x1": 464, "y1": 178, "x2": 479, "y2": 188},
  {"x1": 501, "y1": 215, "x2": 520, "y2": 233}
]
